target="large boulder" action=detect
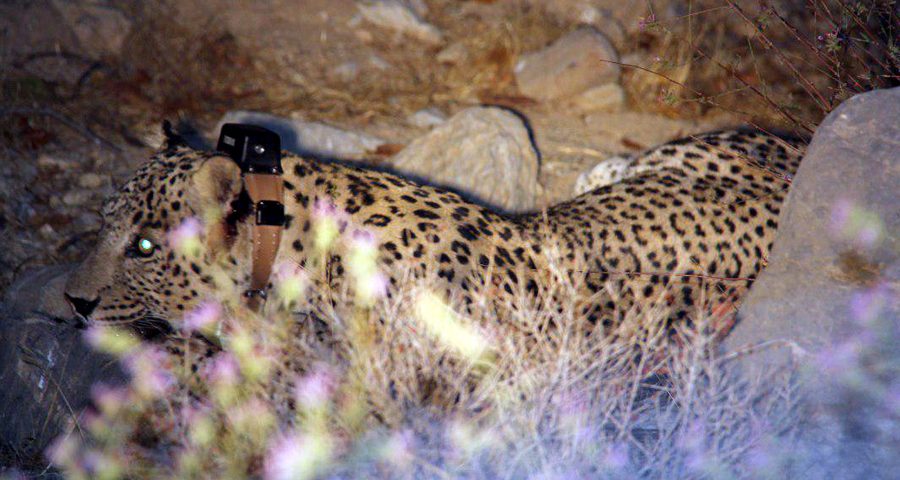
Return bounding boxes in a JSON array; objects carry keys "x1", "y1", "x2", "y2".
[
  {"x1": 726, "y1": 87, "x2": 899, "y2": 370},
  {"x1": 723, "y1": 88, "x2": 900, "y2": 475},
  {"x1": 389, "y1": 106, "x2": 541, "y2": 213},
  {"x1": 0, "y1": 266, "x2": 125, "y2": 469}
]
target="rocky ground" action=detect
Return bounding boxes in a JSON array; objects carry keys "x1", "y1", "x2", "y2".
[
  {"x1": 1, "y1": 0, "x2": 847, "y2": 291},
  {"x1": 1, "y1": 0, "x2": 897, "y2": 474}
]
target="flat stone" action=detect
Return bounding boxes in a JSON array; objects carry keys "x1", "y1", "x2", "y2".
[
  {"x1": 406, "y1": 108, "x2": 447, "y2": 128},
  {"x1": 77, "y1": 173, "x2": 106, "y2": 189},
  {"x1": 62, "y1": 190, "x2": 91, "y2": 207},
  {"x1": 389, "y1": 107, "x2": 540, "y2": 213},
  {"x1": 515, "y1": 27, "x2": 620, "y2": 101},
  {"x1": 436, "y1": 42, "x2": 468, "y2": 65},
  {"x1": 217, "y1": 111, "x2": 387, "y2": 160},
  {"x1": 356, "y1": 0, "x2": 443, "y2": 45},
  {"x1": 569, "y1": 83, "x2": 626, "y2": 113}
]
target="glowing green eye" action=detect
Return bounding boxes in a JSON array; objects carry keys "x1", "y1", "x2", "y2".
[{"x1": 136, "y1": 237, "x2": 156, "y2": 256}]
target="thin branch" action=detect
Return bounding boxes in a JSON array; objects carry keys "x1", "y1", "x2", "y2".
[{"x1": 726, "y1": 0, "x2": 831, "y2": 113}]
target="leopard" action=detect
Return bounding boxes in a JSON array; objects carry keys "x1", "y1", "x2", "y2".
[{"x1": 63, "y1": 127, "x2": 803, "y2": 380}]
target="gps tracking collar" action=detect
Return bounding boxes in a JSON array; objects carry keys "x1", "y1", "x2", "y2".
[{"x1": 216, "y1": 123, "x2": 286, "y2": 311}]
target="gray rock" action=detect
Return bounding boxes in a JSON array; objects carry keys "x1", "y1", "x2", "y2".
[
  {"x1": 1, "y1": 265, "x2": 126, "y2": 467},
  {"x1": 723, "y1": 88, "x2": 900, "y2": 463},
  {"x1": 725, "y1": 87, "x2": 900, "y2": 371},
  {"x1": 0, "y1": 2, "x2": 84, "y2": 83},
  {"x1": 356, "y1": 0, "x2": 443, "y2": 45},
  {"x1": 515, "y1": 27, "x2": 620, "y2": 101},
  {"x1": 390, "y1": 107, "x2": 540, "y2": 213},
  {"x1": 217, "y1": 111, "x2": 387, "y2": 160},
  {"x1": 721, "y1": 89, "x2": 900, "y2": 478}
]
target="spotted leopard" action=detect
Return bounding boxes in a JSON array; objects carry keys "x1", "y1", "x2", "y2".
[{"x1": 64, "y1": 128, "x2": 803, "y2": 355}]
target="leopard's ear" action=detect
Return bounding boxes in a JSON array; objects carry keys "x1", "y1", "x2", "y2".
[
  {"x1": 188, "y1": 155, "x2": 248, "y2": 255},
  {"x1": 161, "y1": 120, "x2": 189, "y2": 150},
  {"x1": 189, "y1": 156, "x2": 243, "y2": 218}
]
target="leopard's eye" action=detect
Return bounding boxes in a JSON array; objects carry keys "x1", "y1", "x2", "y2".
[{"x1": 134, "y1": 237, "x2": 156, "y2": 257}]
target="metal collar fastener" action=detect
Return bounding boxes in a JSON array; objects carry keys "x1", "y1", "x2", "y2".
[{"x1": 216, "y1": 123, "x2": 285, "y2": 311}]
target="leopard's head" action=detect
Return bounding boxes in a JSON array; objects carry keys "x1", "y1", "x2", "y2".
[{"x1": 64, "y1": 132, "x2": 254, "y2": 334}]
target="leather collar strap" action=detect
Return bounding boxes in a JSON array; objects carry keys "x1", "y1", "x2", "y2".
[
  {"x1": 215, "y1": 123, "x2": 286, "y2": 311},
  {"x1": 243, "y1": 172, "x2": 284, "y2": 311}
]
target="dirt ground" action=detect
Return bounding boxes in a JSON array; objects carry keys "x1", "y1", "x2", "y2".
[{"x1": 1, "y1": 0, "x2": 891, "y2": 291}]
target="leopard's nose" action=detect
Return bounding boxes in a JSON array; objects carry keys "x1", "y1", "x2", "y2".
[{"x1": 65, "y1": 293, "x2": 100, "y2": 318}]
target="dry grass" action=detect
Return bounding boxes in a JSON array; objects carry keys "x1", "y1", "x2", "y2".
[
  {"x1": 3, "y1": 1, "x2": 899, "y2": 478},
  {"x1": 43, "y1": 221, "x2": 811, "y2": 479},
  {"x1": 622, "y1": 0, "x2": 899, "y2": 134}
]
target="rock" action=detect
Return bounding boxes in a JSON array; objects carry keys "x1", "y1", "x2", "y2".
[
  {"x1": 724, "y1": 87, "x2": 900, "y2": 458},
  {"x1": 62, "y1": 190, "x2": 91, "y2": 207},
  {"x1": 3, "y1": 266, "x2": 73, "y2": 317},
  {"x1": 51, "y1": 0, "x2": 132, "y2": 58},
  {"x1": 390, "y1": 107, "x2": 540, "y2": 213},
  {"x1": 436, "y1": 42, "x2": 469, "y2": 65},
  {"x1": 0, "y1": 265, "x2": 126, "y2": 467},
  {"x1": 356, "y1": 0, "x2": 443, "y2": 45},
  {"x1": 406, "y1": 108, "x2": 447, "y2": 128},
  {"x1": 0, "y1": 2, "x2": 84, "y2": 83},
  {"x1": 540, "y1": 1, "x2": 627, "y2": 47},
  {"x1": 725, "y1": 87, "x2": 900, "y2": 372},
  {"x1": 77, "y1": 173, "x2": 106, "y2": 189},
  {"x1": 569, "y1": 83, "x2": 626, "y2": 113},
  {"x1": 332, "y1": 61, "x2": 360, "y2": 81},
  {"x1": 74, "y1": 212, "x2": 102, "y2": 231},
  {"x1": 217, "y1": 111, "x2": 387, "y2": 160},
  {"x1": 368, "y1": 55, "x2": 390, "y2": 70},
  {"x1": 37, "y1": 154, "x2": 74, "y2": 171},
  {"x1": 38, "y1": 224, "x2": 57, "y2": 239},
  {"x1": 582, "y1": 111, "x2": 709, "y2": 150},
  {"x1": 515, "y1": 27, "x2": 620, "y2": 101}
]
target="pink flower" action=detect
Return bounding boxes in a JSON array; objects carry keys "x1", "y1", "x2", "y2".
[
  {"x1": 90, "y1": 383, "x2": 130, "y2": 414},
  {"x1": 183, "y1": 300, "x2": 222, "y2": 332},
  {"x1": 168, "y1": 217, "x2": 203, "y2": 254},
  {"x1": 312, "y1": 198, "x2": 341, "y2": 220},
  {"x1": 294, "y1": 365, "x2": 335, "y2": 409},
  {"x1": 381, "y1": 430, "x2": 415, "y2": 469},
  {"x1": 202, "y1": 352, "x2": 240, "y2": 385},
  {"x1": 123, "y1": 347, "x2": 175, "y2": 397},
  {"x1": 602, "y1": 442, "x2": 629, "y2": 470},
  {"x1": 638, "y1": 12, "x2": 656, "y2": 31},
  {"x1": 264, "y1": 431, "x2": 332, "y2": 480}
]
